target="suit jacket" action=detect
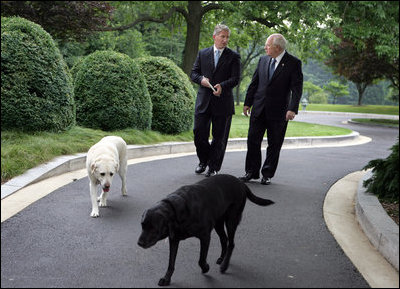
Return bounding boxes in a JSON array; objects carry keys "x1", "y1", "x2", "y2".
[
  {"x1": 244, "y1": 52, "x2": 303, "y2": 120},
  {"x1": 190, "y1": 46, "x2": 241, "y2": 116}
]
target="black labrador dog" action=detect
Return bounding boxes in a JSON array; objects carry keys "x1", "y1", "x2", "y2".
[{"x1": 137, "y1": 174, "x2": 274, "y2": 286}]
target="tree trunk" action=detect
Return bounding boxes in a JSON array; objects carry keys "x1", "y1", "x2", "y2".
[
  {"x1": 181, "y1": 2, "x2": 202, "y2": 76},
  {"x1": 235, "y1": 83, "x2": 241, "y2": 106},
  {"x1": 356, "y1": 83, "x2": 367, "y2": 105},
  {"x1": 235, "y1": 46, "x2": 241, "y2": 105}
]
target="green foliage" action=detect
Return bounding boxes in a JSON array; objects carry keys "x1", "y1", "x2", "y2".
[
  {"x1": 303, "y1": 81, "x2": 327, "y2": 104},
  {"x1": 137, "y1": 56, "x2": 195, "y2": 134},
  {"x1": 108, "y1": 2, "x2": 186, "y2": 65},
  {"x1": 335, "y1": 1, "x2": 399, "y2": 61},
  {"x1": 309, "y1": 92, "x2": 328, "y2": 104},
  {"x1": 303, "y1": 59, "x2": 397, "y2": 106},
  {"x1": 1, "y1": 1, "x2": 113, "y2": 41},
  {"x1": 72, "y1": 50, "x2": 152, "y2": 131},
  {"x1": 323, "y1": 81, "x2": 349, "y2": 104},
  {"x1": 86, "y1": 30, "x2": 148, "y2": 59},
  {"x1": 58, "y1": 29, "x2": 148, "y2": 69},
  {"x1": 222, "y1": 1, "x2": 341, "y2": 61},
  {"x1": 143, "y1": 31, "x2": 185, "y2": 67},
  {"x1": 1, "y1": 16, "x2": 75, "y2": 132},
  {"x1": 363, "y1": 138, "x2": 399, "y2": 202}
]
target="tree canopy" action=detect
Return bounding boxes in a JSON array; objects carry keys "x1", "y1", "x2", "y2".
[
  {"x1": 1, "y1": 1, "x2": 113, "y2": 41},
  {"x1": 1, "y1": 1, "x2": 398, "y2": 105}
]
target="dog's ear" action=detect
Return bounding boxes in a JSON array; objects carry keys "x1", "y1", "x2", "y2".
[
  {"x1": 91, "y1": 162, "x2": 97, "y2": 174},
  {"x1": 165, "y1": 193, "x2": 188, "y2": 224},
  {"x1": 114, "y1": 160, "x2": 120, "y2": 172}
]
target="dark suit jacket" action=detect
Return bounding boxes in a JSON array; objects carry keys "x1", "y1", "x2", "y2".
[
  {"x1": 191, "y1": 46, "x2": 241, "y2": 116},
  {"x1": 244, "y1": 52, "x2": 303, "y2": 120}
]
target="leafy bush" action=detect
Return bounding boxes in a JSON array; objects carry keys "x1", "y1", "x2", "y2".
[
  {"x1": 137, "y1": 56, "x2": 195, "y2": 134},
  {"x1": 363, "y1": 138, "x2": 399, "y2": 202},
  {"x1": 72, "y1": 50, "x2": 152, "y2": 131},
  {"x1": 1, "y1": 16, "x2": 75, "y2": 132}
]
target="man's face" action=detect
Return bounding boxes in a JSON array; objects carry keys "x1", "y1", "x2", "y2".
[
  {"x1": 213, "y1": 30, "x2": 230, "y2": 50},
  {"x1": 264, "y1": 37, "x2": 280, "y2": 58}
]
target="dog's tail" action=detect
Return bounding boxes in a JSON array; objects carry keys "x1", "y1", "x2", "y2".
[{"x1": 244, "y1": 183, "x2": 274, "y2": 206}]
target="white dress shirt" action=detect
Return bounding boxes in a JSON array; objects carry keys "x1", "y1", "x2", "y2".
[{"x1": 272, "y1": 50, "x2": 286, "y2": 69}]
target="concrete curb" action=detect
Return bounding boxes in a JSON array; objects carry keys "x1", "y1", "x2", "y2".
[
  {"x1": 1, "y1": 131, "x2": 361, "y2": 200},
  {"x1": 356, "y1": 170, "x2": 399, "y2": 271}
]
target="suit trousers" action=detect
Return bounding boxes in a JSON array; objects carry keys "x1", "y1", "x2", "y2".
[
  {"x1": 245, "y1": 115, "x2": 288, "y2": 179},
  {"x1": 193, "y1": 112, "x2": 232, "y2": 172}
]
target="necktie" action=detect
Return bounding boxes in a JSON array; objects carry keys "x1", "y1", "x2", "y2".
[
  {"x1": 215, "y1": 50, "x2": 220, "y2": 68},
  {"x1": 269, "y1": 58, "x2": 276, "y2": 80}
]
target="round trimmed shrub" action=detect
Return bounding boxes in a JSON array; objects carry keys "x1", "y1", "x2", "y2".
[
  {"x1": 72, "y1": 50, "x2": 152, "y2": 131},
  {"x1": 1, "y1": 16, "x2": 75, "y2": 132},
  {"x1": 137, "y1": 56, "x2": 195, "y2": 134}
]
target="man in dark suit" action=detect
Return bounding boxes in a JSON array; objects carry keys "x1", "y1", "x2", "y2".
[
  {"x1": 239, "y1": 33, "x2": 303, "y2": 185},
  {"x1": 190, "y1": 24, "x2": 241, "y2": 177}
]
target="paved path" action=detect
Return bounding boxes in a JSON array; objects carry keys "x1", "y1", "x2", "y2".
[{"x1": 1, "y1": 112, "x2": 398, "y2": 287}]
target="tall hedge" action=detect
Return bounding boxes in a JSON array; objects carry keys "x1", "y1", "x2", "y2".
[
  {"x1": 72, "y1": 51, "x2": 152, "y2": 131},
  {"x1": 1, "y1": 16, "x2": 75, "y2": 132},
  {"x1": 137, "y1": 56, "x2": 195, "y2": 134}
]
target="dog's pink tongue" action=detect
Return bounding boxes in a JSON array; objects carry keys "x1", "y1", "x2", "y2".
[{"x1": 103, "y1": 187, "x2": 110, "y2": 192}]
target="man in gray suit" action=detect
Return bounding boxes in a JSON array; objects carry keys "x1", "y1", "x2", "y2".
[
  {"x1": 239, "y1": 33, "x2": 303, "y2": 185},
  {"x1": 190, "y1": 24, "x2": 241, "y2": 177}
]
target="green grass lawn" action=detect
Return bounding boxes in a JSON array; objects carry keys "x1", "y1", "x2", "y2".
[
  {"x1": 230, "y1": 109, "x2": 350, "y2": 138},
  {"x1": 305, "y1": 104, "x2": 399, "y2": 115},
  {"x1": 1, "y1": 103, "x2": 398, "y2": 183},
  {"x1": 351, "y1": 118, "x2": 399, "y2": 128}
]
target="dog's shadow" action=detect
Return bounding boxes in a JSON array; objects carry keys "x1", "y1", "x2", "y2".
[
  {"x1": 171, "y1": 264, "x2": 248, "y2": 288},
  {"x1": 94, "y1": 195, "x2": 130, "y2": 218}
]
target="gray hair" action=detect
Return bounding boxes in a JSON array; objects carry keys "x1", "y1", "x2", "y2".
[
  {"x1": 213, "y1": 24, "x2": 231, "y2": 36},
  {"x1": 268, "y1": 33, "x2": 287, "y2": 50}
]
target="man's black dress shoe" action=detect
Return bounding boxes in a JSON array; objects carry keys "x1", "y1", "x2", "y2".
[
  {"x1": 195, "y1": 163, "x2": 207, "y2": 174},
  {"x1": 261, "y1": 177, "x2": 271, "y2": 185},
  {"x1": 205, "y1": 169, "x2": 218, "y2": 177},
  {"x1": 238, "y1": 172, "x2": 258, "y2": 182}
]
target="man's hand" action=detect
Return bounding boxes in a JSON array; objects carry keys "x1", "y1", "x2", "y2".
[
  {"x1": 201, "y1": 77, "x2": 210, "y2": 88},
  {"x1": 213, "y1": 84, "x2": 222, "y2": 96},
  {"x1": 286, "y1": 110, "x2": 296, "y2": 121},
  {"x1": 243, "y1": 106, "x2": 251, "y2": 117}
]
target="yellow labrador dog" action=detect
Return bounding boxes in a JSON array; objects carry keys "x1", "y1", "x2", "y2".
[{"x1": 86, "y1": 136, "x2": 128, "y2": 217}]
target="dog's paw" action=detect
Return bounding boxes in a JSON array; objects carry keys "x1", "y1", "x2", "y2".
[
  {"x1": 200, "y1": 263, "x2": 210, "y2": 274},
  {"x1": 158, "y1": 277, "x2": 170, "y2": 286},
  {"x1": 98, "y1": 197, "x2": 107, "y2": 207},
  {"x1": 219, "y1": 262, "x2": 229, "y2": 273},
  {"x1": 90, "y1": 210, "x2": 99, "y2": 218}
]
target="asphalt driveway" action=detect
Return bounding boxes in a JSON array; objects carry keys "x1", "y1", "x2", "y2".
[{"x1": 1, "y1": 112, "x2": 398, "y2": 287}]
